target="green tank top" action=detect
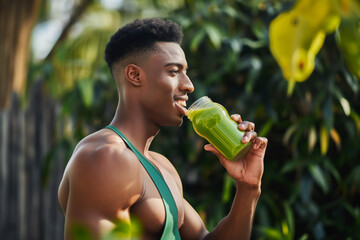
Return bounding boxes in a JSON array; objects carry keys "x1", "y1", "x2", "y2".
[{"x1": 105, "y1": 125, "x2": 181, "y2": 240}]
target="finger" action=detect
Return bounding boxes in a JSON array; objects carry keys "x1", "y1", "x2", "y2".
[
  {"x1": 204, "y1": 144, "x2": 222, "y2": 158},
  {"x1": 231, "y1": 114, "x2": 242, "y2": 123},
  {"x1": 259, "y1": 137, "x2": 268, "y2": 149},
  {"x1": 204, "y1": 144, "x2": 228, "y2": 166},
  {"x1": 238, "y1": 121, "x2": 255, "y2": 131},
  {"x1": 252, "y1": 137, "x2": 268, "y2": 149},
  {"x1": 242, "y1": 130, "x2": 257, "y2": 143}
]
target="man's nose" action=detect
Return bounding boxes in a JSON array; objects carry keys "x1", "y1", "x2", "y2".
[{"x1": 180, "y1": 74, "x2": 194, "y2": 93}]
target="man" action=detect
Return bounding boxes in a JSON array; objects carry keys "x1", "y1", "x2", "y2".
[{"x1": 58, "y1": 18, "x2": 268, "y2": 240}]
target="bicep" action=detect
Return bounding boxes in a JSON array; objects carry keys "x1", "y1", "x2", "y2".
[
  {"x1": 64, "y1": 176, "x2": 133, "y2": 240},
  {"x1": 64, "y1": 147, "x2": 141, "y2": 239},
  {"x1": 180, "y1": 199, "x2": 208, "y2": 240},
  {"x1": 64, "y1": 203, "x2": 131, "y2": 240}
]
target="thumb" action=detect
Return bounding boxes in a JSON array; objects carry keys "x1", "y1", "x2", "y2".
[
  {"x1": 204, "y1": 144, "x2": 220, "y2": 156},
  {"x1": 204, "y1": 144, "x2": 228, "y2": 167}
]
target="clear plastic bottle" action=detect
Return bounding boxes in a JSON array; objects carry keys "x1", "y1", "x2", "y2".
[{"x1": 187, "y1": 96, "x2": 252, "y2": 161}]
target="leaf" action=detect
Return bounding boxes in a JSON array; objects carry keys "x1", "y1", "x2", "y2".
[
  {"x1": 104, "y1": 215, "x2": 143, "y2": 240},
  {"x1": 331, "y1": 86, "x2": 352, "y2": 117},
  {"x1": 339, "y1": 97, "x2": 351, "y2": 116},
  {"x1": 256, "y1": 227, "x2": 283, "y2": 239},
  {"x1": 190, "y1": 29, "x2": 206, "y2": 52},
  {"x1": 330, "y1": 128, "x2": 341, "y2": 150},
  {"x1": 283, "y1": 124, "x2": 299, "y2": 146},
  {"x1": 222, "y1": 174, "x2": 234, "y2": 203},
  {"x1": 336, "y1": 16, "x2": 360, "y2": 78},
  {"x1": 259, "y1": 119, "x2": 274, "y2": 137},
  {"x1": 284, "y1": 202, "x2": 295, "y2": 240},
  {"x1": 241, "y1": 38, "x2": 266, "y2": 49},
  {"x1": 281, "y1": 158, "x2": 306, "y2": 174},
  {"x1": 298, "y1": 234, "x2": 309, "y2": 240},
  {"x1": 342, "y1": 68, "x2": 359, "y2": 93},
  {"x1": 346, "y1": 165, "x2": 360, "y2": 186},
  {"x1": 71, "y1": 224, "x2": 93, "y2": 240},
  {"x1": 104, "y1": 222, "x2": 131, "y2": 240},
  {"x1": 320, "y1": 125, "x2": 329, "y2": 155},
  {"x1": 204, "y1": 24, "x2": 222, "y2": 49},
  {"x1": 308, "y1": 164, "x2": 329, "y2": 193},
  {"x1": 281, "y1": 220, "x2": 290, "y2": 239},
  {"x1": 229, "y1": 38, "x2": 242, "y2": 53},
  {"x1": 323, "y1": 158, "x2": 341, "y2": 183},
  {"x1": 308, "y1": 126, "x2": 317, "y2": 153},
  {"x1": 222, "y1": 5, "x2": 238, "y2": 18},
  {"x1": 78, "y1": 78, "x2": 94, "y2": 108},
  {"x1": 350, "y1": 110, "x2": 360, "y2": 136}
]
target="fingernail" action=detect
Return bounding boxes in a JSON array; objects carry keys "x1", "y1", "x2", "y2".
[{"x1": 242, "y1": 136, "x2": 249, "y2": 142}]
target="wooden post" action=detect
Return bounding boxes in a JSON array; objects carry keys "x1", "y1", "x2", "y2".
[{"x1": 0, "y1": 0, "x2": 42, "y2": 109}]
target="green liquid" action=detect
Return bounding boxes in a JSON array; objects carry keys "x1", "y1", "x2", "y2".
[{"x1": 187, "y1": 104, "x2": 252, "y2": 161}]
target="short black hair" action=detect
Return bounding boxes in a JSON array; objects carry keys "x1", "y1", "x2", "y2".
[{"x1": 105, "y1": 18, "x2": 183, "y2": 70}]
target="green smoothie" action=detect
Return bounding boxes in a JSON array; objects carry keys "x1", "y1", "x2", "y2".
[{"x1": 187, "y1": 97, "x2": 252, "y2": 161}]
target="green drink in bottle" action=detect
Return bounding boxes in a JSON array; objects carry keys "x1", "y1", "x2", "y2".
[{"x1": 186, "y1": 96, "x2": 252, "y2": 161}]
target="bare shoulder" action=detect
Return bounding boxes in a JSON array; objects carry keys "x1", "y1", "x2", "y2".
[{"x1": 61, "y1": 129, "x2": 143, "y2": 216}]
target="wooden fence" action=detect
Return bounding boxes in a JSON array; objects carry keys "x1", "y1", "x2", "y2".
[{"x1": 0, "y1": 81, "x2": 65, "y2": 240}]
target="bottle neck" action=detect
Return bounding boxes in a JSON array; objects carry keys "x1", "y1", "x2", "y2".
[{"x1": 187, "y1": 96, "x2": 212, "y2": 121}]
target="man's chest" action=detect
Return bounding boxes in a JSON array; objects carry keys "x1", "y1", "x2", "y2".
[{"x1": 130, "y1": 165, "x2": 184, "y2": 237}]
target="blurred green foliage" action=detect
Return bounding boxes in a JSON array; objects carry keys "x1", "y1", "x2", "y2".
[
  {"x1": 29, "y1": 0, "x2": 360, "y2": 239},
  {"x1": 70, "y1": 216, "x2": 143, "y2": 240}
]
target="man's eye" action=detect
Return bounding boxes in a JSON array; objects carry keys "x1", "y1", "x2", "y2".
[{"x1": 169, "y1": 70, "x2": 179, "y2": 74}]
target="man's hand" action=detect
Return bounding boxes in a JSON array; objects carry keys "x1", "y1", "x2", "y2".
[{"x1": 204, "y1": 114, "x2": 268, "y2": 187}]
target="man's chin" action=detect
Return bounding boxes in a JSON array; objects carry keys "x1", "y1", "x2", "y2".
[
  {"x1": 176, "y1": 117, "x2": 184, "y2": 127},
  {"x1": 163, "y1": 115, "x2": 184, "y2": 127}
]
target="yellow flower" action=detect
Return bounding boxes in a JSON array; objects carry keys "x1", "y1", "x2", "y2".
[{"x1": 269, "y1": 0, "x2": 341, "y2": 95}]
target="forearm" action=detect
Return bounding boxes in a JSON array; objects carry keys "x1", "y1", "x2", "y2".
[{"x1": 204, "y1": 182, "x2": 261, "y2": 240}]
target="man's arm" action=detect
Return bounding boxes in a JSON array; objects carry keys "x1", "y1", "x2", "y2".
[
  {"x1": 202, "y1": 183, "x2": 261, "y2": 240},
  {"x1": 62, "y1": 143, "x2": 143, "y2": 239},
  {"x1": 180, "y1": 114, "x2": 268, "y2": 240}
]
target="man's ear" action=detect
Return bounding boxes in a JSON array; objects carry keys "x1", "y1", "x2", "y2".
[{"x1": 124, "y1": 64, "x2": 143, "y2": 86}]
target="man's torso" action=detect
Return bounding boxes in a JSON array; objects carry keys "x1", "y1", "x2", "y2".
[{"x1": 58, "y1": 129, "x2": 185, "y2": 239}]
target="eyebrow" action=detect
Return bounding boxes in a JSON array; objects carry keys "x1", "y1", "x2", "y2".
[{"x1": 164, "y1": 62, "x2": 188, "y2": 71}]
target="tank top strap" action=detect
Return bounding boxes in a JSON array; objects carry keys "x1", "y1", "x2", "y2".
[{"x1": 105, "y1": 125, "x2": 181, "y2": 240}]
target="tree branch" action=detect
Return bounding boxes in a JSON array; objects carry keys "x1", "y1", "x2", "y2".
[{"x1": 45, "y1": 0, "x2": 94, "y2": 61}]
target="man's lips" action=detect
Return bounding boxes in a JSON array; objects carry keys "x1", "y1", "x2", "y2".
[{"x1": 175, "y1": 102, "x2": 188, "y2": 116}]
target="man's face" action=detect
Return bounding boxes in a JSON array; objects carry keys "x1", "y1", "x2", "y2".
[{"x1": 140, "y1": 42, "x2": 194, "y2": 127}]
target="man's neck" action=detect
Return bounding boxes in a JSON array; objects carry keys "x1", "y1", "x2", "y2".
[{"x1": 109, "y1": 104, "x2": 160, "y2": 157}]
